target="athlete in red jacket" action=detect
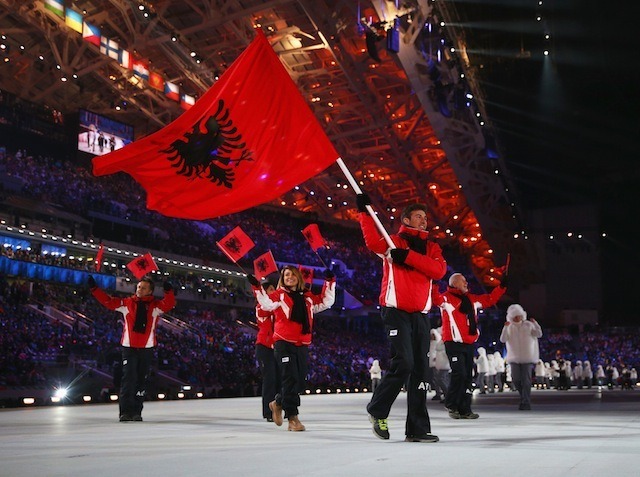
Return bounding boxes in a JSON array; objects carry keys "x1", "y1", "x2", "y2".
[
  {"x1": 248, "y1": 265, "x2": 335, "y2": 431},
  {"x1": 432, "y1": 272, "x2": 506, "y2": 419},
  {"x1": 358, "y1": 195, "x2": 446, "y2": 443},
  {"x1": 255, "y1": 278, "x2": 279, "y2": 421},
  {"x1": 89, "y1": 275, "x2": 175, "y2": 422}
]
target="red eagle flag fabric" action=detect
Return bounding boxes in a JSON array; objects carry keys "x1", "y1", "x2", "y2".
[
  {"x1": 216, "y1": 226, "x2": 255, "y2": 263},
  {"x1": 126, "y1": 252, "x2": 159, "y2": 280},
  {"x1": 94, "y1": 243, "x2": 104, "y2": 272},
  {"x1": 92, "y1": 31, "x2": 339, "y2": 220},
  {"x1": 253, "y1": 250, "x2": 278, "y2": 280},
  {"x1": 302, "y1": 223, "x2": 326, "y2": 251},
  {"x1": 299, "y1": 266, "x2": 314, "y2": 286}
]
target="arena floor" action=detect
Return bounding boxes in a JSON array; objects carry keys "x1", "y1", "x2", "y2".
[{"x1": 1, "y1": 388, "x2": 638, "y2": 477}]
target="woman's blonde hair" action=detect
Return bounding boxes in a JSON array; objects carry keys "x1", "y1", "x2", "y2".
[{"x1": 277, "y1": 265, "x2": 306, "y2": 292}]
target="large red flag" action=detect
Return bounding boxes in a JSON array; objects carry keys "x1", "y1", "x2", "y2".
[
  {"x1": 92, "y1": 31, "x2": 339, "y2": 219},
  {"x1": 253, "y1": 250, "x2": 278, "y2": 280},
  {"x1": 302, "y1": 224, "x2": 327, "y2": 251},
  {"x1": 126, "y1": 252, "x2": 158, "y2": 280},
  {"x1": 94, "y1": 243, "x2": 104, "y2": 272},
  {"x1": 216, "y1": 226, "x2": 255, "y2": 263}
]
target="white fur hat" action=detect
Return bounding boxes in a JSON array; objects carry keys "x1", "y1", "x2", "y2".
[{"x1": 506, "y1": 304, "x2": 527, "y2": 322}]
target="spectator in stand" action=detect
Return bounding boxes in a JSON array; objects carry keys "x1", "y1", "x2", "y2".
[
  {"x1": 248, "y1": 265, "x2": 335, "y2": 432},
  {"x1": 357, "y1": 195, "x2": 446, "y2": 443},
  {"x1": 88, "y1": 275, "x2": 175, "y2": 422},
  {"x1": 499, "y1": 304, "x2": 543, "y2": 410},
  {"x1": 432, "y1": 272, "x2": 506, "y2": 419},
  {"x1": 255, "y1": 278, "x2": 279, "y2": 422}
]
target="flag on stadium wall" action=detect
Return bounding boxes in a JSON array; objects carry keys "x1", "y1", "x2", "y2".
[
  {"x1": 302, "y1": 224, "x2": 327, "y2": 251},
  {"x1": 94, "y1": 243, "x2": 105, "y2": 272},
  {"x1": 126, "y1": 252, "x2": 158, "y2": 280},
  {"x1": 253, "y1": 250, "x2": 278, "y2": 280},
  {"x1": 180, "y1": 93, "x2": 195, "y2": 110},
  {"x1": 65, "y1": 8, "x2": 83, "y2": 34},
  {"x1": 164, "y1": 81, "x2": 179, "y2": 101},
  {"x1": 92, "y1": 31, "x2": 339, "y2": 220},
  {"x1": 149, "y1": 71, "x2": 164, "y2": 92},
  {"x1": 100, "y1": 37, "x2": 120, "y2": 60},
  {"x1": 119, "y1": 49, "x2": 133, "y2": 70},
  {"x1": 216, "y1": 226, "x2": 255, "y2": 263},
  {"x1": 44, "y1": 0, "x2": 64, "y2": 18},
  {"x1": 82, "y1": 21, "x2": 101, "y2": 47},
  {"x1": 132, "y1": 60, "x2": 149, "y2": 80},
  {"x1": 299, "y1": 266, "x2": 314, "y2": 286}
]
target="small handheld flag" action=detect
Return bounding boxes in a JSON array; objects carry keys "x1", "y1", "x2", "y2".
[
  {"x1": 95, "y1": 243, "x2": 104, "y2": 272},
  {"x1": 216, "y1": 226, "x2": 255, "y2": 263},
  {"x1": 253, "y1": 250, "x2": 278, "y2": 280},
  {"x1": 126, "y1": 252, "x2": 158, "y2": 280}
]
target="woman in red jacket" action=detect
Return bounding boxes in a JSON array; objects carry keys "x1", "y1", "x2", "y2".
[{"x1": 248, "y1": 265, "x2": 335, "y2": 431}]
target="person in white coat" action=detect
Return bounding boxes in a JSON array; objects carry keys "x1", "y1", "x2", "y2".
[
  {"x1": 493, "y1": 351, "x2": 505, "y2": 392},
  {"x1": 486, "y1": 354, "x2": 497, "y2": 393},
  {"x1": 432, "y1": 327, "x2": 451, "y2": 402},
  {"x1": 369, "y1": 359, "x2": 382, "y2": 392},
  {"x1": 573, "y1": 361, "x2": 584, "y2": 389},
  {"x1": 582, "y1": 360, "x2": 593, "y2": 389},
  {"x1": 595, "y1": 364, "x2": 606, "y2": 387},
  {"x1": 474, "y1": 347, "x2": 490, "y2": 394},
  {"x1": 534, "y1": 359, "x2": 546, "y2": 389},
  {"x1": 499, "y1": 304, "x2": 543, "y2": 410}
]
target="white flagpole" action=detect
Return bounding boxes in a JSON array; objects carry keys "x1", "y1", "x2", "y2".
[{"x1": 336, "y1": 157, "x2": 396, "y2": 249}]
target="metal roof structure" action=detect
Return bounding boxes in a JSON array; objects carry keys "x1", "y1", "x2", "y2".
[{"x1": 0, "y1": 0, "x2": 537, "y2": 286}]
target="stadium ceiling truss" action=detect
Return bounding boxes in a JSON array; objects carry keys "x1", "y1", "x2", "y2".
[{"x1": 0, "y1": 0, "x2": 537, "y2": 286}]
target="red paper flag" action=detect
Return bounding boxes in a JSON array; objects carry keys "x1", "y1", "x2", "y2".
[
  {"x1": 299, "y1": 266, "x2": 314, "y2": 286},
  {"x1": 302, "y1": 224, "x2": 326, "y2": 251},
  {"x1": 216, "y1": 226, "x2": 255, "y2": 263},
  {"x1": 92, "y1": 31, "x2": 339, "y2": 220},
  {"x1": 253, "y1": 250, "x2": 278, "y2": 280},
  {"x1": 126, "y1": 252, "x2": 158, "y2": 280},
  {"x1": 94, "y1": 243, "x2": 104, "y2": 272}
]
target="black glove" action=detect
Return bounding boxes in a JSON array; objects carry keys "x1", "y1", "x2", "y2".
[
  {"x1": 390, "y1": 248, "x2": 409, "y2": 264},
  {"x1": 163, "y1": 281, "x2": 173, "y2": 292},
  {"x1": 356, "y1": 193, "x2": 371, "y2": 212},
  {"x1": 247, "y1": 274, "x2": 260, "y2": 287},
  {"x1": 87, "y1": 275, "x2": 97, "y2": 289},
  {"x1": 500, "y1": 274, "x2": 509, "y2": 288},
  {"x1": 324, "y1": 268, "x2": 335, "y2": 280}
]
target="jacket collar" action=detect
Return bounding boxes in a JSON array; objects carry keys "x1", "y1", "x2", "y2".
[{"x1": 398, "y1": 224, "x2": 428, "y2": 240}]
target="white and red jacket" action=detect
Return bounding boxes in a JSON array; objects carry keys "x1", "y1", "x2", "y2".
[
  {"x1": 360, "y1": 214, "x2": 446, "y2": 313},
  {"x1": 253, "y1": 279, "x2": 335, "y2": 346},
  {"x1": 432, "y1": 285, "x2": 506, "y2": 344},
  {"x1": 91, "y1": 287, "x2": 175, "y2": 348},
  {"x1": 255, "y1": 305, "x2": 275, "y2": 349}
]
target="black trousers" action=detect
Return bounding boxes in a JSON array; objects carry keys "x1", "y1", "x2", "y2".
[
  {"x1": 444, "y1": 341, "x2": 474, "y2": 414},
  {"x1": 120, "y1": 347, "x2": 154, "y2": 417},
  {"x1": 274, "y1": 341, "x2": 308, "y2": 418},
  {"x1": 367, "y1": 307, "x2": 432, "y2": 436},
  {"x1": 256, "y1": 344, "x2": 279, "y2": 418}
]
